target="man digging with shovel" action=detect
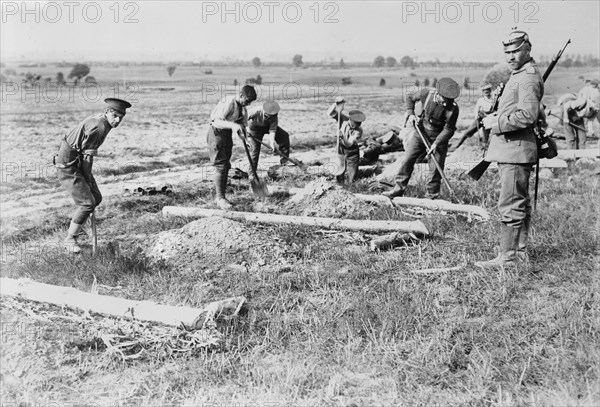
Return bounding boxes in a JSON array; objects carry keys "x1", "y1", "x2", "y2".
[
  {"x1": 55, "y1": 98, "x2": 132, "y2": 253},
  {"x1": 383, "y1": 77, "x2": 460, "y2": 199},
  {"x1": 246, "y1": 101, "x2": 293, "y2": 171},
  {"x1": 327, "y1": 97, "x2": 366, "y2": 184},
  {"x1": 207, "y1": 85, "x2": 258, "y2": 210}
]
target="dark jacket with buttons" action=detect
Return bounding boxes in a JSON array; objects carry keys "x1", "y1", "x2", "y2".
[{"x1": 406, "y1": 88, "x2": 459, "y2": 145}]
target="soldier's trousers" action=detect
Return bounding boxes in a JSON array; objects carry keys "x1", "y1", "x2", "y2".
[
  {"x1": 395, "y1": 130, "x2": 448, "y2": 196},
  {"x1": 497, "y1": 163, "x2": 533, "y2": 228},
  {"x1": 337, "y1": 144, "x2": 360, "y2": 184},
  {"x1": 206, "y1": 125, "x2": 234, "y2": 198},
  {"x1": 58, "y1": 167, "x2": 102, "y2": 225},
  {"x1": 247, "y1": 126, "x2": 290, "y2": 169},
  {"x1": 564, "y1": 119, "x2": 586, "y2": 149}
]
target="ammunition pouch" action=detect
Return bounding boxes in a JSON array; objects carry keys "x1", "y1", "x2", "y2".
[{"x1": 536, "y1": 128, "x2": 558, "y2": 160}]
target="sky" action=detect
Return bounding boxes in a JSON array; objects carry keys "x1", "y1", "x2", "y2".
[{"x1": 1, "y1": 0, "x2": 599, "y2": 63}]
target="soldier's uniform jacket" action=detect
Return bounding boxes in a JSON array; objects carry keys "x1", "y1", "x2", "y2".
[
  {"x1": 56, "y1": 113, "x2": 112, "y2": 179},
  {"x1": 248, "y1": 108, "x2": 278, "y2": 133},
  {"x1": 210, "y1": 96, "x2": 248, "y2": 128},
  {"x1": 486, "y1": 59, "x2": 543, "y2": 164},
  {"x1": 406, "y1": 88, "x2": 459, "y2": 144}
]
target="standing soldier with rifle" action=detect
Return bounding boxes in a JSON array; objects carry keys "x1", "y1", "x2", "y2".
[{"x1": 475, "y1": 30, "x2": 544, "y2": 270}]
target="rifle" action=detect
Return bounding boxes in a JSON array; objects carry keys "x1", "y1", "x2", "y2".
[
  {"x1": 466, "y1": 39, "x2": 571, "y2": 181},
  {"x1": 455, "y1": 86, "x2": 502, "y2": 149}
]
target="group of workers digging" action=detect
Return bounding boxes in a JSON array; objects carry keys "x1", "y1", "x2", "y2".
[{"x1": 55, "y1": 29, "x2": 597, "y2": 273}]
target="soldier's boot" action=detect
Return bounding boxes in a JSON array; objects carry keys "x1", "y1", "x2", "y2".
[
  {"x1": 214, "y1": 170, "x2": 233, "y2": 210},
  {"x1": 475, "y1": 224, "x2": 519, "y2": 270},
  {"x1": 64, "y1": 221, "x2": 83, "y2": 254},
  {"x1": 516, "y1": 219, "x2": 531, "y2": 269},
  {"x1": 382, "y1": 184, "x2": 405, "y2": 199},
  {"x1": 425, "y1": 190, "x2": 441, "y2": 200}
]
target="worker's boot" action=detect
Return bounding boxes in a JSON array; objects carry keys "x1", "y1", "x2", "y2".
[
  {"x1": 475, "y1": 224, "x2": 519, "y2": 270},
  {"x1": 516, "y1": 219, "x2": 531, "y2": 269},
  {"x1": 214, "y1": 170, "x2": 232, "y2": 210},
  {"x1": 382, "y1": 184, "x2": 405, "y2": 199},
  {"x1": 64, "y1": 221, "x2": 83, "y2": 254}
]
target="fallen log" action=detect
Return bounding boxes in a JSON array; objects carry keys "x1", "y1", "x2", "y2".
[
  {"x1": 538, "y1": 158, "x2": 568, "y2": 168},
  {"x1": 0, "y1": 277, "x2": 245, "y2": 330},
  {"x1": 391, "y1": 197, "x2": 490, "y2": 220},
  {"x1": 557, "y1": 148, "x2": 600, "y2": 161},
  {"x1": 370, "y1": 232, "x2": 419, "y2": 251},
  {"x1": 162, "y1": 207, "x2": 430, "y2": 235}
]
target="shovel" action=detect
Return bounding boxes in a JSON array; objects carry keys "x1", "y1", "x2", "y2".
[
  {"x1": 246, "y1": 134, "x2": 308, "y2": 172},
  {"x1": 91, "y1": 211, "x2": 97, "y2": 256},
  {"x1": 239, "y1": 130, "x2": 270, "y2": 197},
  {"x1": 333, "y1": 103, "x2": 346, "y2": 177}
]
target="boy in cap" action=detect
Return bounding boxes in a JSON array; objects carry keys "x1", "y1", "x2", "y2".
[
  {"x1": 56, "y1": 98, "x2": 131, "y2": 253},
  {"x1": 383, "y1": 77, "x2": 460, "y2": 199},
  {"x1": 246, "y1": 100, "x2": 291, "y2": 172},
  {"x1": 207, "y1": 85, "x2": 257, "y2": 210},
  {"x1": 327, "y1": 97, "x2": 366, "y2": 183},
  {"x1": 477, "y1": 29, "x2": 544, "y2": 270},
  {"x1": 459, "y1": 83, "x2": 494, "y2": 148}
]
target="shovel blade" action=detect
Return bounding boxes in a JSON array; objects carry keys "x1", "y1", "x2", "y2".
[
  {"x1": 251, "y1": 178, "x2": 270, "y2": 197},
  {"x1": 333, "y1": 154, "x2": 346, "y2": 177}
]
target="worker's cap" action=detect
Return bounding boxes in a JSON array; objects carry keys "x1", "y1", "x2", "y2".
[
  {"x1": 437, "y1": 77, "x2": 460, "y2": 99},
  {"x1": 571, "y1": 98, "x2": 588, "y2": 110},
  {"x1": 263, "y1": 100, "x2": 280, "y2": 115},
  {"x1": 348, "y1": 110, "x2": 366, "y2": 122},
  {"x1": 481, "y1": 83, "x2": 493, "y2": 91},
  {"x1": 590, "y1": 78, "x2": 599, "y2": 85},
  {"x1": 379, "y1": 131, "x2": 396, "y2": 144},
  {"x1": 502, "y1": 30, "x2": 530, "y2": 52},
  {"x1": 104, "y1": 98, "x2": 131, "y2": 114}
]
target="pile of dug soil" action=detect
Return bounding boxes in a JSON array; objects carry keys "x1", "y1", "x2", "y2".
[
  {"x1": 147, "y1": 216, "x2": 287, "y2": 268},
  {"x1": 285, "y1": 178, "x2": 374, "y2": 219}
]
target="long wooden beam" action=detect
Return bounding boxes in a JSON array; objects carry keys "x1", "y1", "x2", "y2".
[
  {"x1": 162, "y1": 207, "x2": 430, "y2": 235},
  {"x1": 1, "y1": 277, "x2": 245, "y2": 330}
]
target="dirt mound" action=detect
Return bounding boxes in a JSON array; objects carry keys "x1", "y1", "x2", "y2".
[
  {"x1": 147, "y1": 217, "x2": 287, "y2": 268},
  {"x1": 285, "y1": 178, "x2": 374, "y2": 219}
]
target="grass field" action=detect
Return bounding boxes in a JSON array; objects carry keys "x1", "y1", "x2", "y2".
[{"x1": 1, "y1": 64, "x2": 599, "y2": 406}]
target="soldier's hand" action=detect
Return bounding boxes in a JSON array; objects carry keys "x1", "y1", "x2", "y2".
[
  {"x1": 482, "y1": 114, "x2": 497, "y2": 130},
  {"x1": 406, "y1": 115, "x2": 417, "y2": 127},
  {"x1": 426, "y1": 142, "x2": 438, "y2": 157},
  {"x1": 268, "y1": 133, "x2": 276, "y2": 151}
]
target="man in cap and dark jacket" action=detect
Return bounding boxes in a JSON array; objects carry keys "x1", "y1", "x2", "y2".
[
  {"x1": 383, "y1": 77, "x2": 460, "y2": 199},
  {"x1": 359, "y1": 127, "x2": 403, "y2": 165},
  {"x1": 207, "y1": 85, "x2": 257, "y2": 210},
  {"x1": 476, "y1": 29, "x2": 544, "y2": 270},
  {"x1": 246, "y1": 100, "x2": 291, "y2": 172},
  {"x1": 328, "y1": 97, "x2": 366, "y2": 183},
  {"x1": 56, "y1": 98, "x2": 131, "y2": 253}
]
